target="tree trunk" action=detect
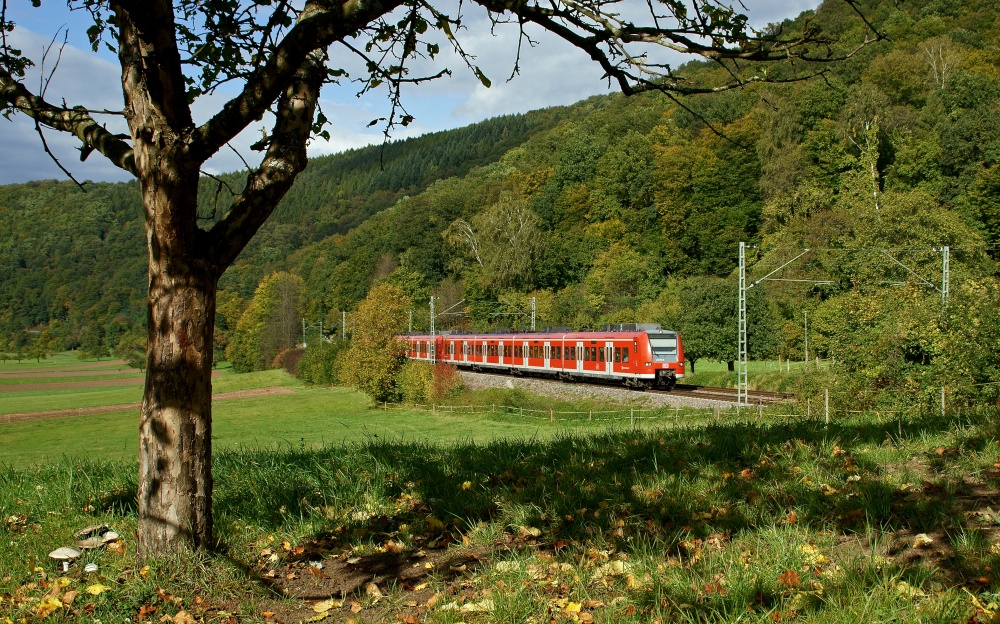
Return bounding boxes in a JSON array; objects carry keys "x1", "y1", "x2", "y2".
[
  {"x1": 138, "y1": 256, "x2": 218, "y2": 552},
  {"x1": 134, "y1": 149, "x2": 219, "y2": 552},
  {"x1": 727, "y1": 361, "x2": 735, "y2": 372}
]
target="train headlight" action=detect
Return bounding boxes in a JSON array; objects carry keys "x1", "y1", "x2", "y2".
[{"x1": 645, "y1": 362, "x2": 651, "y2": 367}]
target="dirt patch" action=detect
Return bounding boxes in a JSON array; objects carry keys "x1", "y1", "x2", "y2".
[
  {"x1": 0, "y1": 386, "x2": 296, "y2": 424},
  {"x1": 255, "y1": 536, "x2": 496, "y2": 623}
]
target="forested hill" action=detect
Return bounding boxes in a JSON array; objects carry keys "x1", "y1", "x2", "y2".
[
  {"x1": 3, "y1": 0, "x2": 1000, "y2": 404},
  {"x1": 0, "y1": 107, "x2": 569, "y2": 347}
]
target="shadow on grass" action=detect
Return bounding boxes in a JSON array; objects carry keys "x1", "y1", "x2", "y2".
[
  {"x1": 41, "y1": 406, "x2": 999, "y2": 608},
  {"x1": 211, "y1": 407, "x2": 1000, "y2": 558}
]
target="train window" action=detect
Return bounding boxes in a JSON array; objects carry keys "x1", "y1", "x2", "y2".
[
  {"x1": 598, "y1": 348, "x2": 604, "y2": 363},
  {"x1": 590, "y1": 347, "x2": 597, "y2": 361},
  {"x1": 623, "y1": 348, "x2": 630, "y2": 363},
  {"x1": 583, "y1": 348, "x2": 590, "y2": 361},
  {"x1": 614, "y1": 347, "x2": 621, "y2": 362}
]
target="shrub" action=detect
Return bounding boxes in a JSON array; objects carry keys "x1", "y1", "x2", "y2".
[
  {"x1": 297, "y1": 340, "x2": 349, "y2": 385},
  {"x1": 398, "y1": 360, "x2": 435, "y2": 403}
]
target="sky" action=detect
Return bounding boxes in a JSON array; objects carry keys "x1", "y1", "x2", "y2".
[{"x1": 0, "y1": 1, "x2": 820, "y2": 185}]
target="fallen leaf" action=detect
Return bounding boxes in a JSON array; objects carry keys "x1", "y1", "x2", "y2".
[
  {"x1": 565, "y1": 602, "x2": 582, "y2": 613},
  {"x1": 519, "y1": 526, "x2": 542, "y2": 538},
  {"x1": 913, "y1": 534, "x2": 935, "y2": 549},
  {"x1": 313, "y1": 598, "x2": 343, "y2": 612},
  {"x1": 261, "y1": 612, "x2": 275, "y2": 618},
  {"x1": 86, "y1": 583, "x2": 112, "y2": 595},
  {"x1": 34, "y1": 597, "x2": 64, "y2": 619},
  {"x1": 785, "y1": 511, "x2": 798, "y2": 525},
  {"x1": 778, "y1": 570, "x2": 800, "y2": 588},
  {"x1": 62, "y1": 590, "x2": 78, "y2": 605},
  {"x1": 350, "y1": 600, "x2": 363, "y2": 613},
  {"x1": 173, "y1": 610, "x2": 197, "y2": 624}
]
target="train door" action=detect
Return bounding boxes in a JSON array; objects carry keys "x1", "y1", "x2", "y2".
[
  {"x1": 543, "y1": 341, "x2": 550, "y2": 369},
  {"x1": 499, "y1": 340, "x2": 505, "y2": 365},
  {"x1": 575, "y1": 342, "x2": 583, "y2": 373},
  {"x1": 522, "y1": 341, "x2": 528, "y2": 368},
  {"x1": 605, "y1": 342, "x2": 613, "y2": 376}
]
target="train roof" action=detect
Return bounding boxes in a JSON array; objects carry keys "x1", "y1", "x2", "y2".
[{"x1": 403, "y1": 329, "x2": 678, "y2": 340}]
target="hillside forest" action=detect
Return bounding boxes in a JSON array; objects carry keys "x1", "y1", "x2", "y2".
[{"x1": 1, "y1": 0, "x2": 999, "y2": 409}]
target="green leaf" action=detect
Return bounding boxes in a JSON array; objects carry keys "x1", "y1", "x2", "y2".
[{"x1": 474, "y1": 67, "x2": 491, "y2": 89}]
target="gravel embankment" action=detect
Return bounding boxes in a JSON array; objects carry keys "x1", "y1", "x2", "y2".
[{"x1": 459, "y1": 371, "x2": 732, "y2": 409}]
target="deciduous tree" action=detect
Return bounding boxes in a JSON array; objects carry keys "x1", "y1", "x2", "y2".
[{"x1": 0, "y1": 0, "x2": 877, "y2": 553}]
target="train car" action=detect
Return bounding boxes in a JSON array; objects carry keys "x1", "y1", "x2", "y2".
[{"x1": 402, "y1": 323, "x2": 684, "y2": 390}]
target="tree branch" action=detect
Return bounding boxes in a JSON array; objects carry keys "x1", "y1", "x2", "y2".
[
  {"x1": 0, "y1": 68, "x2": 136, "y2": 175},
  {"x1": 206, "y1": 49, "x2": 327, "y2": 270},
  {"x1": 191, "y1": 0, "x2": 406, "y2": 163}
]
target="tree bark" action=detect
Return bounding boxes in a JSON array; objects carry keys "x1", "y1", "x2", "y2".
[{"x1": 137, "y1": 173, "x2": 219, "y2": 552}]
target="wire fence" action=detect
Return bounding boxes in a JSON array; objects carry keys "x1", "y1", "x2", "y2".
[
  {"x1": 385, "y1": 394, "x2": 996, "y2": 428},
  {"x1": 388, "y1": 401, "x2": 824, "y2": 427}
]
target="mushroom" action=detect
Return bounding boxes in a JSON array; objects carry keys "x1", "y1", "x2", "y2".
[{"x1": 49, "y1": 547, "x2": 81, "y2": 571}]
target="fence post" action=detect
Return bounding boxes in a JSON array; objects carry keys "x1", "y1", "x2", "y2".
[
  {"x1": 520, "y1": 406, "x2": 523, "y2": 418},
  {"x1": 630, "y1": 408, "x2": 634, "y2": 427},
  {"x1": 825, "y1": 389, "x2": 829, "y2": 428},
  {"x1": 941, "y1": 386, "x2": 945, "y2": 417},
  {"x1": 550, "y1": 409, "x2": 554, "y2": 422},
  {"x1": 675, "y1": 406, "x2": 679, "y2": 421},
  {"x1": 589, "y1": 410, "x2": 592, "y2": 421},
  {"x1": 807, "y1": 399, "x2": 811, "y2": 419},
  {"x1": 492, "y1": 403, "x2": 495, "y2": 413}
]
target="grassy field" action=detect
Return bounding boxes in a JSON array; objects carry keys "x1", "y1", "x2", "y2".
[
  {"x1": 0, "y1": 355, "x2": 667, "y2": 468},
  {"x1": 3, "y1": 355, "x2": 1000, "y2": 623}
]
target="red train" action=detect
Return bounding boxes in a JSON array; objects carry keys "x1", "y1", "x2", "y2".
[{"x1": 403, "y1": 324, "x2": 684, "y2": 390}]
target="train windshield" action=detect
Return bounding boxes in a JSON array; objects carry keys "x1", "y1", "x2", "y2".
[{"x1": 649, "y1": 336, "x2": 677, "y2": 356}]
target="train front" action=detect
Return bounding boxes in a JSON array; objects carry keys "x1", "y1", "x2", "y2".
[{"x1": 646, "y1": 329, "x2": 684, "y2": 389}]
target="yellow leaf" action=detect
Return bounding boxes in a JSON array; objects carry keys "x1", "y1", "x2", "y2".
[
  {"x1": 412, "y1": 583, "x2": 428, "y2": 591},
  {"x1": 565, "y1": 602, "x2": 582, "y2": 613},
  {"x1": 34, "y1": 597, "x2": 64, "y2": 619},
  {"x1": 55, "y1": 577, "x2": 71, "y2": 588},
  {"x1": 140, "y1": 565, "x2": 150, "y2": 579},
  {"x1": 305, "y1": 613, "x2": 329, "y2": 623},
  {"x1": 85, "y1": 583, "x2": 112, "y2": 595},
  {"x1": 313, "y1": 599, "x2": 343, "y2": 612}
]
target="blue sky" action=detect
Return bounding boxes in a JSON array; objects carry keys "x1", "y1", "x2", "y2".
[{"x1": 0, "y1": 1, "x2": 820, "y2": 184}]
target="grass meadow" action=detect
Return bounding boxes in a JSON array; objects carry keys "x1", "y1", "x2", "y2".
[{"x1": 3, "y1": 353, "x2": 1000, "y2": 623}]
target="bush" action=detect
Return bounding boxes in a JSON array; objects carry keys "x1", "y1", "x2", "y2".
[
  {"x1": 398, "y1": 360, "x2": 435, "y2": 402},
  {"x1": 297, "y1": 340, "x2": 349, "y2": 385}
]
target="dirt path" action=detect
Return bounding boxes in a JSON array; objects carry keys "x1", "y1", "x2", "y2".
[{"x1": 0, "y1": 386, "x2": 296, "y2": 424}]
